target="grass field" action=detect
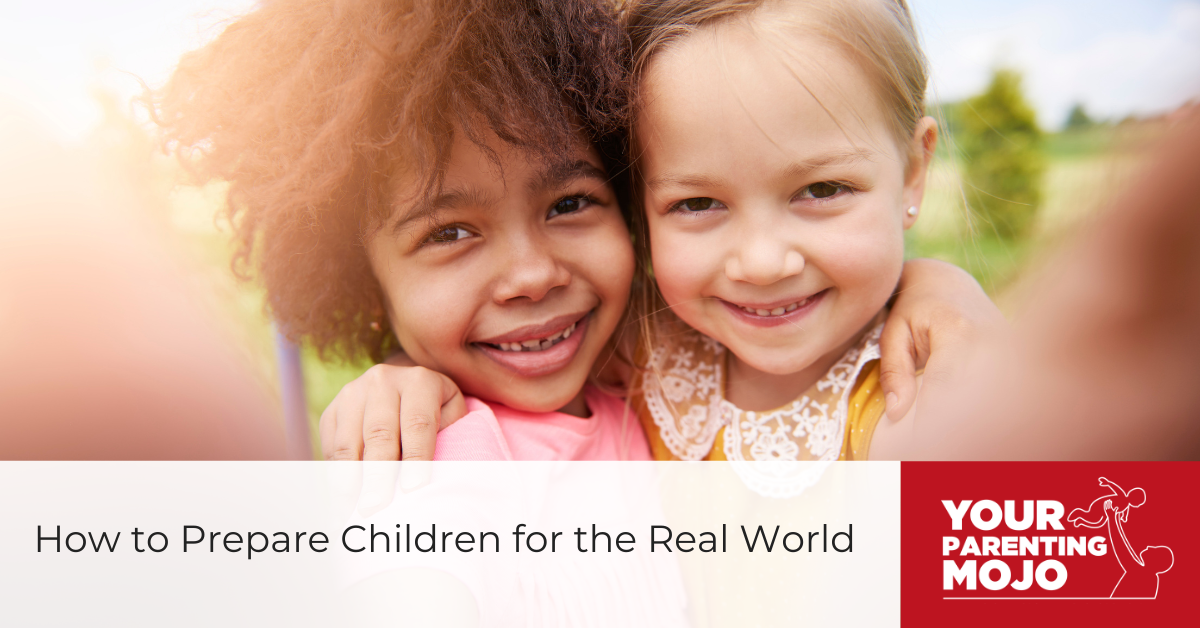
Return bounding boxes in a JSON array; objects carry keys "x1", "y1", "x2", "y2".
[
  {"x1": 906, "y1": 122, "x2": 1159, "y2": 310},
  {"x1": 159, "y1": 122, "x2": 1161, "y2": 457}
]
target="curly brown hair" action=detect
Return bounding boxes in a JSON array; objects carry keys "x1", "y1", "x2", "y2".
[{"x1": 158, "y1": 0, "x2": 631, "y2": 363}]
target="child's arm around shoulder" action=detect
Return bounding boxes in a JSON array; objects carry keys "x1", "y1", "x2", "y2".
[
  {"x1": 879, "y1": 259, "x2": 1006, "y2": 422},
  {"x1": 866, "y1": 374, "x2": 920, "y2": 461},
  {"x1": 318, "y1": 354, "x2": 467, "y2": 462}
]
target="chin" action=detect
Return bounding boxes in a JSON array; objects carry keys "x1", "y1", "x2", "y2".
[
  {"x1": 493, "y1": 374, "x2": 588, "y2": 413},
  {"x1": 736, "y1": 346, "x2": 825, "y2": 376}
]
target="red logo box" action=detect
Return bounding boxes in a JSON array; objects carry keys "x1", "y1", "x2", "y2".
[{"x1": 901, "y1": 462, "x2": 1197, "y2": 625}]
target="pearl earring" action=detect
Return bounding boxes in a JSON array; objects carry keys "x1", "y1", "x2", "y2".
[{"x1": 906, "y1": 206, "x2": 919, "y2": 217}]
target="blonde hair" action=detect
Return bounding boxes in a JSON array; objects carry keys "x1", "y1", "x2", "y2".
[
  {"x1": 623, "y1": 0, "x2": 928, "y2": 158},
  {"x1": 618, "y1": 0, "x2": 930, "y2": 381}
]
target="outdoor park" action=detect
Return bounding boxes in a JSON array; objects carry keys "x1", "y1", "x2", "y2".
[
  {"x1": 132, "y1": 69, "x2": 1175, "y2": 456},
  {"x1": 3, "y1": 1, "x2": 1196, "y2": 458}
]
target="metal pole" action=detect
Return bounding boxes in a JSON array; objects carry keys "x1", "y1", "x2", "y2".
[{"x1": 273, "y1": 326, "x2": 313, "y2": 460}]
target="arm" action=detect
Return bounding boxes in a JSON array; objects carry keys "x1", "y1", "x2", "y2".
[
  {"x1": 319, "y1": 360, "x2": 468, "y2": 514},
  {"x1": 1106, "y1": 499, "x2": 1143, "y2": 568},
  {"x1": 318, "y1": 360, "x2": 467, "y2": 462},
  {"x1": 880, "y1": 259, "x2": 1007, "y2": 420},
  {"x1": 905, "y1": 117, "x2": 1200, "y2": 460},
  {"x1": 867, "y1": 374, "x2": 920, "y2": 460},
  {"x1": 1098, "y1": 477, "x2": 1128, "y2": 498}
]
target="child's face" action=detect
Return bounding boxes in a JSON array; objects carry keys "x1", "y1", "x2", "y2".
[
  {"x1": 367, "y1": 129, "x2": 633, "y2": 412},
  {"x1": 637, "y1": 24, "x2": 926, "y2": 376}
]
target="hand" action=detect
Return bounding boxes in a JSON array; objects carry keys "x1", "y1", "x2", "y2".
[
  {"x1": 880, "y1": 259, "x2": 1007, "y2": 421},
  {"x1": 319, "y1": 363, "x2": 467, "y2": 462},
  {"x1": 1104, "y1": 499, "x2": 1114, "y2": 513}
]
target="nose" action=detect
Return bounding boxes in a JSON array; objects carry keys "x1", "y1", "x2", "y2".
[
  {"x1": 492, "y1": 234, "x2": 572, "y2": 303},
  {"x1": 724, "y1": 212, "x2": 805, "y2": 285}
]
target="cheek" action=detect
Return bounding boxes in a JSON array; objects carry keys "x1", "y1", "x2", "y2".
[
  {"x1": 648, "y1": 219, "x2": 714, "y2": 306},
  {"x1": 367, "y1": 245, "x2": 478, "y2": 362},
  {"x1": 816, "y1": 210, "x2": 906, "y2": 302},
  {"x1": 588, "y1": 222, "x2": 636, "y2": 303},
  {"x1": 389, "y1": 277, "x2": 466, "y2": 354}
]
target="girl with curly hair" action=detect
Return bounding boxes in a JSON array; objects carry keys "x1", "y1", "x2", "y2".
[{"x1": 162, "y1": 0, "x2": 996, "y2": 462}]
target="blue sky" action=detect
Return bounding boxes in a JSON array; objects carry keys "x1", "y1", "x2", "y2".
[
  {"x1": 913, "y1": 0, "x2": 1200, "y2": 125},
  {"x1": 2, "y1": 0, "x2": 1197, "y2": 141}
]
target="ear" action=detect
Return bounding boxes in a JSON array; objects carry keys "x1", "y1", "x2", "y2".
[{"x1": 902, "y1": 116, "x2": 938, "y2": 229}]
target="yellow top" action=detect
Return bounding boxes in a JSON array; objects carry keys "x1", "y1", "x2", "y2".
[{"x1": 635, "y1": 324, "x2": 887, "y2": 468}]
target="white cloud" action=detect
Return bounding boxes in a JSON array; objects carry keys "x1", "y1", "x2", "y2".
[{"x1": 919, "y1": 0, "x2": 1200, "y2": 128}]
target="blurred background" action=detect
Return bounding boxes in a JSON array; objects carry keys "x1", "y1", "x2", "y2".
[{"x1": 2, "y1": 1, "x2": 1197, "y2": 458}]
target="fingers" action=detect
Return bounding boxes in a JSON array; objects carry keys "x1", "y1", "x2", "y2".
[
  {"x1": 397, "y1": 368, "x2": 445, "y2": 463},
  {"x1": 879, "y1": 314, "x2": 918, "y2": 421},
  {"x1": 356, "y1": 365, "x2": 449, "y2": 512},
  {"x1": 316, "y1": 363, "x2": 466, "y2": 508},
  {"x1": 441, "y1": 388, "x2": 468, "y2": 427},
  {"x1": 328, "y1": 382, "x2": 368, "y2": 461},
  {"x1": 361, "y1": 367, "x2": 402, "y2": 462}
]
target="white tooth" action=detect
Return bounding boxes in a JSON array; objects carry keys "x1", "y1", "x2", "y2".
[
  {"x1": 786, "y1": 303, "x2": 798, "y2": 312},
  {"x1": 756, "y1": 309, "x2": 770, "y2": 316},
  {"x1": 563, "y1": 327, "x2": 572, "y2": 339},
  {"x1": 770, "y1": 307, "x2": 785, "y2": 316},
  {"x1": 522, "y1": 339, "x2": 540, "y2": 349},
  {"x1": 498, "y1": 343, "x2": 509, "y2": 351}
]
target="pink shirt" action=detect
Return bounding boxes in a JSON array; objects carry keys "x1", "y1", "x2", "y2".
[{"x1": 432, "y1": 386, "x2": 651, "y2": 461}]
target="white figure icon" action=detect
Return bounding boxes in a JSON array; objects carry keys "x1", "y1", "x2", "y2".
[
  {"x1": 1069, "y1": 477, "x2": 1173, "y2": 599},
  {"x1": 1067, "y1": 476, "x2": 1145, "y2": 527}
]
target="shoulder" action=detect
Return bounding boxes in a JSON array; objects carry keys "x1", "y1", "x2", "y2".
[{"x1": 433, "y1": 397, "x2": 512, "y2": 461}]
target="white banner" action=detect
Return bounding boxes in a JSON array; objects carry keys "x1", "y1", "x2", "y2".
[{"x1": 0, "y1": 461, "x2": 899, "y2": 627}]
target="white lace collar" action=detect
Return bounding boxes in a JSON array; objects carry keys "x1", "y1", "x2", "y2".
[{"x1": 642, "y1": 324, "x2": 883, "y2": 496}]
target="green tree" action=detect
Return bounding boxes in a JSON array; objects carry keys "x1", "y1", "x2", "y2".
[
  {"x1": 957, "y1": 69, "x2": 1044, "y2": 239},
  {"x1": 1064, "y1": 103, "x2": 1094, "y2": 130}
]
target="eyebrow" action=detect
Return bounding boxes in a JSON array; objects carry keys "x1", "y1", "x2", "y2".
[
  {"x1": 645, "y1": 149, "x2": 874, "y2": 192},
  {"x1": 531, "y1": 159, "x2": 609, "y2": 193},
  {"x1": 389, "y1": 187, "x2": 496, "y2": 234},
  {"x1": 780, "y1": 149, "x2": 873, "y2": 178}
]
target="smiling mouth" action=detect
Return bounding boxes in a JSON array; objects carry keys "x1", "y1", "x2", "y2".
[
  {"x1": 729, "y1": 290, "x2": 826, "y2": 317},
  {"x1": 482, "y1": 321, "x2": 578, "y2": 352},
  {"x1": 473, "y1": 313, "x2": 591, "y2": 378}
]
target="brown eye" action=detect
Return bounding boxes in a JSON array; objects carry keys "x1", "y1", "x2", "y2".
[
  {"x1": 675, "y1": 197, "x2": 724, "y2": 212},
  {"x1": 548, "y1": 195, "x2": 591, "y2": 218},
  {"x1": 808, "y1": 182, "x2": 842, "y2": 199},
  {"x1": 427, "y1": 225, "x2": 471, "y2": 243}
]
